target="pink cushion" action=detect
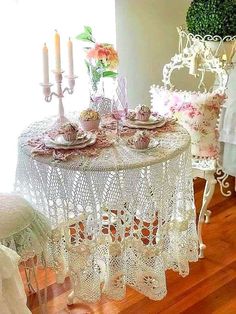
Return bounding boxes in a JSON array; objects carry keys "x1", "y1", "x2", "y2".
[{"x1": 150, "y1": 86, "x2": 225, "y2": 158}]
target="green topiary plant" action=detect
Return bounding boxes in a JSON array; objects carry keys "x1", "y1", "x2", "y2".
[{"x1": 186, "y1": 0, "x2": 236, "y2": 39}]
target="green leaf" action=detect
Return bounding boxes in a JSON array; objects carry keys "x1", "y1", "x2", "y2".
[
  {"x1": 75, "y1": 33, "x2": 93, "y2": 42},
  {"x1": 76, "y1": 26, "x2": 95, "y2": 43},
  {"x1": 84, "y1": 26, "x2": 92, "y2": 35},
  {"x1": 102, "y1": 71, "x2": 118, "y2": 78}
]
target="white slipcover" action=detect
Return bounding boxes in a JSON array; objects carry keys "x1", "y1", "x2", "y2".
[{"x1": 0, "y1": 245, "x2": 31, "y2": 314}]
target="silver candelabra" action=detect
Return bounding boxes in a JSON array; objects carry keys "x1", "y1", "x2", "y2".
[{"x1": 41, "y1": 71, "x2": 77, "y2": 127}]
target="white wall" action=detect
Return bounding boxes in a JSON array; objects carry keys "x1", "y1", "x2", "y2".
[
  {"x1": 115, "y1": 0, "x2": 191, "y2": 107},
  {"x1": 0, "y1": 0, "x2": 116, "y2": 192}
]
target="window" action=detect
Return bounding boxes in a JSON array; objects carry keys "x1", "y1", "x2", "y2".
[{"x1": 0, "y1": 0, "x2": 116, "y2": 191}]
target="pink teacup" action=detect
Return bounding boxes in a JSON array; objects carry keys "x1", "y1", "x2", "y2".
[
  {"x1": 63, "y1": 132, "x2": 77, "y2": 142},
  {"x1": 137, "y1": 112, "x2": 151, "y2": 121},
  {"x1": 80, "y1": 119, "x2": 100, "y2": 131},
  {"x1": 134, "y1": 137, "x2": 150, "y2": 149}
]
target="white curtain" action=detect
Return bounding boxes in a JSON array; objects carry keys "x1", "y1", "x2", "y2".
[{"x1": 0, "y1": 0, "x2": 116, "y2": 191}]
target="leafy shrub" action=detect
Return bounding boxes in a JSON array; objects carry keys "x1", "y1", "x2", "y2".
[{"x1": 186, "y1": 0, "x2": 236, "y2": 38}]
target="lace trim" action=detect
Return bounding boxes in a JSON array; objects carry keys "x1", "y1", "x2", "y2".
[{"x1": 0, "y1": 212, "x2": 51, "y2": 262}]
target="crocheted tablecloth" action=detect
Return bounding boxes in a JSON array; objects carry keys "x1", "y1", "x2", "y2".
[{"x1": 15, "y1": 117, "x2": 198, "y2": 302}]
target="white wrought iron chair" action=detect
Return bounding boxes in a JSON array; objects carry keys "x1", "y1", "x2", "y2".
[
  {"x1": 150, "y1": 40, "x2": 229, "y2": 258},
  {"x1": 177, "y1": 26, "x2": 236, "y2": 192}
]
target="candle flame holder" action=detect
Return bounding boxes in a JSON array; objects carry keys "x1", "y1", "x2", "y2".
[{"x1": 40, "y1": 70, "x2": 77, "y2": 128}]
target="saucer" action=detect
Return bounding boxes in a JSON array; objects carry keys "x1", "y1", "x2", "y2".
[
  {"x1": 124, "y1": 119, "x2": 166, "y2": 129},
  {"x1": 131, "y1": 115, "x2": 165, "y2": 126},
  {"x1": 44, "y1": 132, "x2": 96, "y2": 150},
  {"x1": 49, "y1": 132, "x2": 91, "y2": 146},
  {"x1": 126, "y1": 138, "x2": 159, "y2": 152}
]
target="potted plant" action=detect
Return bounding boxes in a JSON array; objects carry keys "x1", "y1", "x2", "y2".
[{"x1": 186, "y1": 0, "x2": 236, "y2": 64}]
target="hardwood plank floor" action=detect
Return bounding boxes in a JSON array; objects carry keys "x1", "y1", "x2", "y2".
[{"x1": 25, "y1": 177, "x2": 236, "y2": 314}]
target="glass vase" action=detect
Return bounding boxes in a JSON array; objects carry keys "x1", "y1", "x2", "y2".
[{"x1": 88, "y1": 71, "x2": 113, "y2": 116}]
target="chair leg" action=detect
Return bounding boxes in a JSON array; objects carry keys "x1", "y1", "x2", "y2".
[
  {"x1": 24, "y1": 263, "x2": 36, "y2": 293},
  {"x1": 198, "y1": 175, "x2": 216, "y2": 258},
  {"x1": 24, "y1": 256, "x2": 48, "y2": 313},
  {"x1": 201, "y1": 180, "x2": 213, "y2": 224}
]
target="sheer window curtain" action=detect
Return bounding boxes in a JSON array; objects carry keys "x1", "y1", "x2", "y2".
[{"x1": 0, "y1": 0, "x2": 116, "y2": 192}]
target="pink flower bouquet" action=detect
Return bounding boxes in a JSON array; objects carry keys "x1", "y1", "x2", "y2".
[{"x1": 76, "y1": 26, "x2": 119, "y2": 93}]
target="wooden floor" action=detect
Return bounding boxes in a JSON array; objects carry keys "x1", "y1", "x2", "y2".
[{"x1": 25, "y1": 177, "x2": 236, "y2": 314}]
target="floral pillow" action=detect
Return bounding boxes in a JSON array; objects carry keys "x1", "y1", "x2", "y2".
[{"x1": 150, "y1": 86, "x2": 226, "y2": 158}]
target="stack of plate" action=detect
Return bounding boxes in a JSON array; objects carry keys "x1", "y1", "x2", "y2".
[
  {"x1": 124, "y1": 115, "x2": 166, "y2": 129},
  {"x1": 44, "y1": 131, "x2": 96, "y2": 150}
]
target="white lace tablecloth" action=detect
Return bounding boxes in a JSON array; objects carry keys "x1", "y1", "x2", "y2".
[{"x1": 15, "y1": 118, "x2": 198, "y2": 302}]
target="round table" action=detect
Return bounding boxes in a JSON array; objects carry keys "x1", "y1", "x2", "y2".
[{"x1": 15, "y1": 118, "x2": 198, "y2": 303}]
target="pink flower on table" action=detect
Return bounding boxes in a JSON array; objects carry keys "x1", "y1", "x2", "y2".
[
  {"x1": 87, "y1": 43, "x2": 119, "y2": 70},
  {"x1": 87, "y1": 44, "x2": 108, "y2": 59},
  {"x1": 77, "y1": 26, "x2": 119, "y2": 94}
]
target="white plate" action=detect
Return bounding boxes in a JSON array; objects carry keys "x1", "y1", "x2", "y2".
[
  {"x1": 124, "y1": 119, "x2": 167, "y2": 129},
  {"x1": 44, "y1": 133, "x2": 96, "y2": 150},
  {"x1": 128, "y1": 115, "x2": 164, "y2": 126},
  {"x1": 126, "y1": 138, "x2": 159, "y2": 152},
  {"x1": 47, "y1": 132, "x2": 92, "y2": 147}
]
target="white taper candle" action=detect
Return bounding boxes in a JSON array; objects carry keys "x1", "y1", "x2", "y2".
[
  {"x1": 54, "y1": 30, "x2": 61, "y2": 73},
  {"x1": 68, "y1": 37, "x2": 74, "y2": 77},
  {"x1": 43, "y1": 43, "x2": 49, "y2": 84}
]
